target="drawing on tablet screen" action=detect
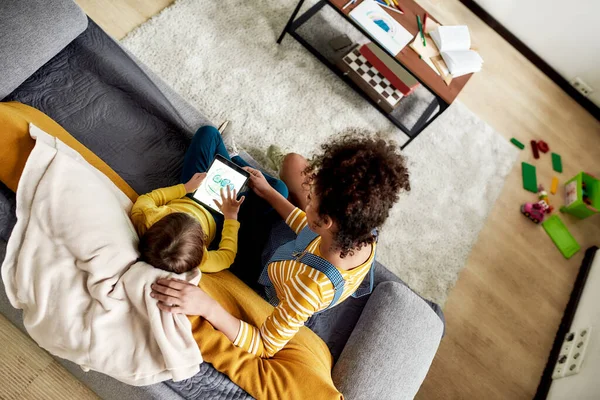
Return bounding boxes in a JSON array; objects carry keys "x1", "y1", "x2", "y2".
[{"x1": 206, "y1": 167, "x2": 236, "y2": 196}]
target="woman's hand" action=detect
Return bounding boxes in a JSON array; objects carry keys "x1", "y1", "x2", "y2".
[
  {"x1": 151, "y1": 278, "x2": 214, "y2": 317},
  {"x1": 184, "y1": 172, "x2": 207, "y2": 193},
  {"x1": 213, "y1": 186, "x2": 245, "y2": 220},
  {"x1": 243, "y1": 167, "x2": 273, "y2": 199}
]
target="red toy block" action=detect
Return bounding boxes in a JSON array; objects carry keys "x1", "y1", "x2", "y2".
[
  {"x1": 537, "y1": 140, "x2": 549, "y2": 153},
  {"x1": 531, "y1": 140, "x2": 540, "y2": 159}
]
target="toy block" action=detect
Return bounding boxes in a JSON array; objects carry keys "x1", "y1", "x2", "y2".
[
  {"x1": 542, "y1": 215, "x2": 580, "y2": 259},
  {"x1": 551, "y1": 177, "x2": 559, "y2": 195},
  {"x1": 510, "y1": 138, "x2": 524, "y2": 150},
  {"x1": 531, "y1": 140, "x2": 540, "y2": 159},
  {"x1": 537, "y1": 140, "x2": 549, "y2": 153},
  {"x1": 522, "y1": 162, "x2": 538, "y2": 193},
  {"x1": 552, "y1": 153, "x2": 563, "y2": 173}
]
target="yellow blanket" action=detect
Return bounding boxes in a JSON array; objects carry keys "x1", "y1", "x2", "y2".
[{"x1": 0, "y1": 102, "x2": 342, "y2": 400}]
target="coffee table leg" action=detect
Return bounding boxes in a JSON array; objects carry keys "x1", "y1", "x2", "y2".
[{"x1": 277, "y1": 0, "x2": 307, "y2": 44}]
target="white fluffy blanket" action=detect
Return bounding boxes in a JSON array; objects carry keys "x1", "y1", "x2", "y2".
[{"x1": 1, "y1": 124, "x2": 202, "y2": 386}]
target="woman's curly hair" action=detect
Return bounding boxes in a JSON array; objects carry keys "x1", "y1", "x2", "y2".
[{"x1": 304, "y1": 132, "x2": 410, "y2": 258}]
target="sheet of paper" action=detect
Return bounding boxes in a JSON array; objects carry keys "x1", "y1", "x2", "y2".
[
  {"x1": 431, "y1": 55, "x2": 452, "y2": 85},
  {"x1": 441, "y1": 49, "x2": 483, "y2": 76},
  {"x1": 350, "y1": 0, "x2": 413, "y2": 56},
  {"x1": 424, "y1": 17, "x2": 441, "y2": 34},
  {"x1": 409, "y1": 34, "x2": 441, "y2": 76},
  {"x1": 431, "y1": 25, "x2": 471, "y2": 52}
]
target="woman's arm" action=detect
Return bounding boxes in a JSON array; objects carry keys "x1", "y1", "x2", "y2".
[
  {"x1": 151, "y1": 276, "x2": 317, "y2": 358},
  {"x1": 243, "y1": 167, "x2": 295, "y2": 221},
  {"x1": 151, "y1": 278, "x2": 241, "y2": 342}
]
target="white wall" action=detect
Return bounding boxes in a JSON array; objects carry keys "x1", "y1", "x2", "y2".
[
  {"x1": 547, "y1": 251, "x2": 600, "y2": 400},
  {"x1": 474, "y1": 0, "x2": 600, "y2": 107}
]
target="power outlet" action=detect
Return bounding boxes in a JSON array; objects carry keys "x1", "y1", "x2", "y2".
[
  {"x1": 552, "y1": 326, "x2": 592, "y2": 380},
  {"x1": 571, "y1": 77, "x2": 594, "y2": 97}
]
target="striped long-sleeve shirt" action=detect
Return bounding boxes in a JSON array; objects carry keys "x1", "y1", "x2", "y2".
[{"x1": 233, "y1": 208, "x2": 375, "y2": 358}]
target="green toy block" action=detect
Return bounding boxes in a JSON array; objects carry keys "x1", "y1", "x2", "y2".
[
  {"x1": 552, "y1": 153, "x2": 562, "y2": 173},
  {"x1": 522, "y1": 162, "x2": 538, "y2": 193},
  {"x1": 510, "y1": 138, "x2": 525, "y2": 150},
  {"x1": 542, "y1": 215, "x2": 580, "y2": 259}
]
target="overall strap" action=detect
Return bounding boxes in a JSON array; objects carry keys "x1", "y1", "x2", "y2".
[
  {"x1": 265, "y1": 226, "x2": 346, "y2": 311},
  {"x1": 350, "y1": 229, "x2": 378, "y2": 299},
  {"x1": 295, "y1": 252, "x2": 345, "y2": 311}
]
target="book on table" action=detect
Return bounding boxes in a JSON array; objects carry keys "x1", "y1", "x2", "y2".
[
  {"x1": 349, "y1": 0, "x2": 413, "y2": 56},
  {"x1": 359, "y1": 42, "x2": 419, "y2": 95},
  {"x1": 429, "y1": 25, "x2": 483, "y2": 77}
]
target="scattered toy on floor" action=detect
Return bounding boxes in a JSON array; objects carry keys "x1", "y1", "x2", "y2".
[
  {"x1": 521, "y1": 185, "x2": 553, "y2": 224},
  {"x1": 531, "y1": 140, "x2": 540, "y2": 159},
  {"x1": 552, "y1": 152, "x2": 563, "y2": 173},
  {"x1": 510, "y1": 138, "x2": 525, "y2": 150},
  {"x1": 542, "y1": 215, "x2": 580, "y2": 259},
  {"x1": 560, "y1": 172, "x2": 599, "y2": 219},
  {"x1": 522, "y1": 162, "x2": 538, "y2": 193},
  {"x1": 551, "y1": 177, "x2": 559, "y2": 195},
  {"x1": 536, "y1": 140, "x2": 549, "y2": 153}
]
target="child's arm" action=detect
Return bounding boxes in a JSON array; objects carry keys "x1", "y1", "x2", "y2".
[
  {"x1": 131, "y1": 173, "x2": 206, "y2": 233},
  {"x1": 130, "y1": 184, "x2": 186, "y2": 233},
  {"x1": 200, "y1": 220, "x2": 240, "y2": 273},
  {"x1": 200, "y1": 187, "x2": 245, "y2": 273}
]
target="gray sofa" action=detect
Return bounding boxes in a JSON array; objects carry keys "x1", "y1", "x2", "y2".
[{"x1": 0, "y1": 1, "x2": 445, "y2": 399}]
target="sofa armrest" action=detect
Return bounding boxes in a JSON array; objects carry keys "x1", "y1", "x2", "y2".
[
  {"x1": 332, "y1": 281, "x2": 443, "y2": 400},
  {"x1": 0, "y1": 0, "x2": 88, "y2": 100}
]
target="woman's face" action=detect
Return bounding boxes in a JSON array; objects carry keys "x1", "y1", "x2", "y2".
[{"x1": 305, "y1": 186, "x2": 332, "y2": 236}]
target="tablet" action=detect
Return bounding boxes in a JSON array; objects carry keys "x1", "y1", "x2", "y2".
[{"x1": 192, "y1": 155, "x2": 250, "y2": 214}]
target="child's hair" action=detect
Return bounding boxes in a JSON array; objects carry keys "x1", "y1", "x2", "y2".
[
  {"x1": 305, "y1": 132, "x2": 410, "y2": 258},
  {"x1": 139, "y1": 212, "x2": 206, "y2": 274}
]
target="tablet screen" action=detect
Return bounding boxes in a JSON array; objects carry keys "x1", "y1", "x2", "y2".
[{"x1": 192, "y1": 157, "x2": 248, "y2": 214}]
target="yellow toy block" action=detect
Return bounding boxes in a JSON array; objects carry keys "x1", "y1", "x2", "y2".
[{"x1": 551, "y1": 177, "x2": 559, "y2": 195}]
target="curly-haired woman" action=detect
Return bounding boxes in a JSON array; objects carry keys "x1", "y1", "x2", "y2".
[{"x1": 150, "y1": 134, "x2": 411, "y2": 358}]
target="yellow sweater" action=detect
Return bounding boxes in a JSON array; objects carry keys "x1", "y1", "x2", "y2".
[
  {"x1": 233, "y1": 208, "x2": 375, "y2": 358},
  {"x1": 130, "y1": 184, "x2": 240, "y2": 273}
]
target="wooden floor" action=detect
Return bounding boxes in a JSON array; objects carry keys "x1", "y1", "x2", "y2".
[{"x1": 2, "y1": 0, "x2": 600, "y2": 399}]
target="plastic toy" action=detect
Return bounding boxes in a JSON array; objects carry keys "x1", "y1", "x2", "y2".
[
  {"x1": 531, "y1": 140, "x2": 540, "y2": 159},
  {"x1": 521, "y1": 185, "x2": 553, "y2": 224},
  {"x1": 551, "y1": 177, "x2": 559, "y2": 195},
  {"x1": 560, "y1": 172, "x2": 599, "y2": 219},
  {"x1": 542, "y1": 215, "x2": 580, "y2": 259},
  {"x1": 510, "y1": 138, "x2": 525, "y2": 150},
  {"x1": 537, "y1": 140, "x2": 549, "y2": 153},
  {"x1": 522, "y1": 162, "x2": 538, "y2": 193},
  {"x1": 552, "y1": 153, "x2": 563, "y2": 173}
]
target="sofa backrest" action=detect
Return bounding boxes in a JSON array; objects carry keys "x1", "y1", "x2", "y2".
[{"x1": 0, "y1": 0, "x2": 88, "y2": 100}]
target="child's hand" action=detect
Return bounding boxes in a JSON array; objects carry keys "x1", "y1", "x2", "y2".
[
  {"x1": 214, "y1": 186, "x2": 245, "y2": 220},
  {"x1": 184, "y1": 172, "x2": 207, "y2": 193}
]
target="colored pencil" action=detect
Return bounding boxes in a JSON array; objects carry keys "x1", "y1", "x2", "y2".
[
  {"x1": 417, "y1": 15, "x2": 426, "y2": 46},
  {"x1": 342, "y1": 0, "x2": 356, "y2": 10},
  {"x1": 378, "y1": 2, "x2": 404, "y2": 14}
]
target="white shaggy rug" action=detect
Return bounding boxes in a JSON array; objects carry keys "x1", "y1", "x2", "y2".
[{"x1": 122, "y1": 0, "x2": 519, "y2": 305}]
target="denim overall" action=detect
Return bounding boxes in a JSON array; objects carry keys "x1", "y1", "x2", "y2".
[{"x1": 258, "y1": 225, "x2": 376, "y2": 312}]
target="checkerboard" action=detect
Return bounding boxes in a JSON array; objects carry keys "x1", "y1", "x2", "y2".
[{"x1": 342, "y1": 48, "x2": 403, "y2": 108}]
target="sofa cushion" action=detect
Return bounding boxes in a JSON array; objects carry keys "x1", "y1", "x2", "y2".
[
  {"x1": 332, "y1": 281, "x2": 444, "y2": 400},
  {"x1": 0, "y1": 0, "x2": 88, "y2": 100}
]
